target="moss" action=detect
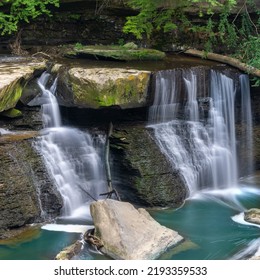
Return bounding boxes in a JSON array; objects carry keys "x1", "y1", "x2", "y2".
[
  {"x1": 0, "y1": 108, "x2": 22, "y2": 118},
  {"x1": 68, "y1": 68, "x2": 150, "y2": 109},
  {"x1": 65, "y1": 45, "x2": 165, "y2": 61},
  {"x1": 0, "y1": 81, "x2": 23, "y2": 113}
]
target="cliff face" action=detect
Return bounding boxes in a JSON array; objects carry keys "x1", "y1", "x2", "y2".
[{"x1": 1, "y1": 0, "x2": 258, "y2": 53}]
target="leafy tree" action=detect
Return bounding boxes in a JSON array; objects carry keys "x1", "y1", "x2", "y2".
[
  {"x1": 0, "y1": 0, "x2": 60, "y2": 35},
  {"x1": 123, "y1": 0, "x2": 237, "y2": 40}
]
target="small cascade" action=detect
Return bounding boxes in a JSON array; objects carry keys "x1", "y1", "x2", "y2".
[
  {"x1": 31, "y1": 72, "x2": 107, "y2": 219},
  {"x1": 148, "y1": 67, "x2": 253, "y2": 197}
]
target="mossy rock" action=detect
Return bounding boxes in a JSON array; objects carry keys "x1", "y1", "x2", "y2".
[
  {"x1": 57, "y1": 67, "x2": 151, "y2": 109},
  {"x1": 65, "y1": 44, "x2": 166, "y2": 61},
  {"x1": 0, "y1": 108, "x2": 22, "y2": 118},
  {"x1": 0, "y1": 60, "x2": 46, "y2": 113}
]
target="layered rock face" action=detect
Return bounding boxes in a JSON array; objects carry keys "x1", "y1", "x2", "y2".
[
  {"x1": 110, "y1": 124, "x2": 187, "y2": 207},
  {"x1": 90, "y1": 199, "x2": 184, "y2": 260},
  {"x1": 0, "y1": 137, "x2": 62, "y2": 238}
]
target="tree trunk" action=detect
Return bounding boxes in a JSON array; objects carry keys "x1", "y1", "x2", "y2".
[{"x1": 184, "y1": 49, "x2": 260, "y2": 78}]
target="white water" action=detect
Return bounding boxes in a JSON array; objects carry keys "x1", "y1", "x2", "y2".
[
  {"x1": 32, "y1": 72, "x2": 107, "y2": 219},
  {"x1": 148, "y1": 68, "x2": 253, "y2": 197},
  {"x1": 0, "y1": 128, "x2": 14, "y2": 135},
  {"x1": 42, "y1": 224, "x2": 93, "y2": 233}
]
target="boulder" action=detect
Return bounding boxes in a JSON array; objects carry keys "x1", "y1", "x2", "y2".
[
  {"x1": 244, "y1": 208, "x2": 260, "y2": 225},
  {"x1": 90, "y1": 199, "x2": 184, "y2": 260},
  {"x1": 0, "y1": 60, "x2": 46, "y2": 113},
  {"x1": 57, "y1": 67, "x2": 151, "y2": 109}
]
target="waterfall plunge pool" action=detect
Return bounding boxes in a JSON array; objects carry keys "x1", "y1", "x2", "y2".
[{"x1": 0, "y1": 174, "x2": 259, "y2": 260}]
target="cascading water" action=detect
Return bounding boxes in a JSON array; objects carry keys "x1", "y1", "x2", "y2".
[
  {"x1": 31, "y1": 72, "x2": 107, "y2": 219},
  {"x1": 148, "y1": 67, "x2": 253, "y2": 198}
]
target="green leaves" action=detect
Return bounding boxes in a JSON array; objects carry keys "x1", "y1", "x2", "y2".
[{"x1": 0, "y1": 0, "x2": 59, "y2": 35}]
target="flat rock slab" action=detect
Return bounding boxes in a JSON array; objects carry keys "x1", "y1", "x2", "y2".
[
  {"x1": 65, "y1": 45, "x2": 166, "y2": 61},
  {"x1": 244, "y1": 208, "x2": 260, "y2": 225},
  {"x1": 90, "y1": 199, "x2": 184, "y2": 260}
]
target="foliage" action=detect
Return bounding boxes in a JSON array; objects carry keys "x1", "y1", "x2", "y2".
[
  {"x1": 123, "y1": 0, "x2": 260, "y2": 83},
  {"x1": 123, "y1": 0, "x2": 236, "y2": 40},
  {"x1": 236, "y1": 36, "x2": 260, "y2": 86},
  {"x1": 0, "y1": 0, "x2": 59, "y2": 35},
  {"x1": 74, "y1": 42, "x2": 83, "y2": 50}
]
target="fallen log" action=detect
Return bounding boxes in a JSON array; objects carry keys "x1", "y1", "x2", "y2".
[{"x1": 185, "y1": 49, "x2": 260, "y2": 78}]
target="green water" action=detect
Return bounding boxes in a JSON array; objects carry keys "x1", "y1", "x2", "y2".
[
  {"x1": 0, "y1": 178, "x2": 259, "y2": 260},
  {"x1": 152, "y1": 187, "x2": 260, "y2": 260}
]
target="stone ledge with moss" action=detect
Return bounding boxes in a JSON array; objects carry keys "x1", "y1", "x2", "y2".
[
  {"x1": 0, "y1": 59, "x2": 46, "y2": 114},
  {"x1": 65, "y1": 43, "x2": 166, "y2": 61},
  {"x1": 57, "y1": 67, "x2": 151, "y2": 109}
]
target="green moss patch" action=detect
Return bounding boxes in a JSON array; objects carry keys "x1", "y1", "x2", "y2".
[{"x1": 65, "y1": 44, "x2": 166, "y2": 61}]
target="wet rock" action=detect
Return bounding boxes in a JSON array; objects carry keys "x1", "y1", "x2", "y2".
[
  {"x1": 57, "y1": 67, "x2": 151, "y2": 109},
  {"x1": 90, "y1": 199, "x2": 184, "y2": 260},
  {"x1": 0, "y1": 60, "x2": 46, "y2": 113},
  {"x1": 110, "y1": 124, "x2": 187, "y2": 207},
  {"x1": 55, "y1": 240, "x2": 83, "y2": 260},
  {"x1": 244, "y1": 208, "x2": 260, "y2": 225},
  {"x1": 0, "y1": 138, "x2": 62, "y2": 236}
]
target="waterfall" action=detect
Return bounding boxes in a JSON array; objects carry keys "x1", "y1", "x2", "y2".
[
  {"x1": 31, "y1": 72, "x2": 107, "y2": 218},
  {"x1": 148, "y1": 68, "x2": 253, "y2": 196}
]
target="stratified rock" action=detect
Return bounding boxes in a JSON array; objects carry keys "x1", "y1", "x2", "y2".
[
  {"x1": 90, "y1": 199, "x2": 184, "y2": 260},
  {"x1": 57, "y1": 67, "x2": 151, "y2": 109},
  {"x1": 0, "y1": 60, "x2": 46, "y2": 113},
  {"x1": 244, "y1": 208, "x2": 260, "y2": 225},
  {"x1": 110, "y1": 124, "x2": 187, "y2": 207},
  {"x1": 55, "y1": 240, "x2": 83, "y2": 260},
  {"x1": 0, "y1": 138, "x2": 62, "y2": 236}
]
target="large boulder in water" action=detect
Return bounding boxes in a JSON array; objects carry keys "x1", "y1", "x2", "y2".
[
  {"x1": 90, "y1": 199, "x2": 184, "y2": 260},
  {"x1": 57, "y1": 67, "x2": 151, "y2": 109},
  {"x1": 244, "y1": 208, "x2": 260, "y2": 225}
]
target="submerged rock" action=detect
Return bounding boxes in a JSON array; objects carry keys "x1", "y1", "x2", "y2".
[
  {"x1": 55, "y1": 240, "x2": 83, "y2": 260},
  {"x1": 57, "y1": 67, "x2": 151, "y2": 109},
  {"x1": 244, "y1": 208, "x2": 260, "y2": 225},
  {"x1": 90, "y1": 199, "x2": 184, "y2": 260}
]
